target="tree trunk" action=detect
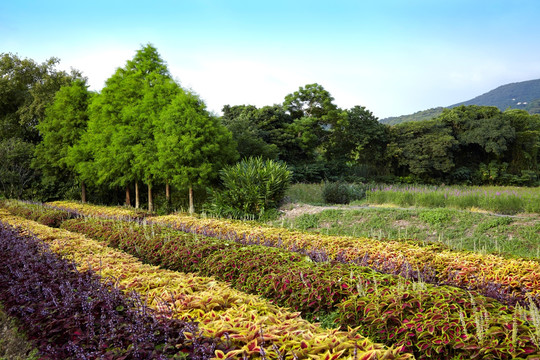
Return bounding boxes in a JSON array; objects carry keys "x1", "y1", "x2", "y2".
[
  {"x1": 148, "y1": 184, "x2": 153, "y2": 213},
  {"x1": 125, "y1": 185, "x2": 131, "y2": 207},
  {"x1": 188, "y1": 186, "x2": 194, "y2": 214},
  {"x1": 165, "y1": 180, "x2": 170, "y2": 203},
  {"x1": 81, "y1": 181, "x2": 87, "y2": 204},
  {"x1": 135, "y1": 181, "x2": 140, "y2": 209}
]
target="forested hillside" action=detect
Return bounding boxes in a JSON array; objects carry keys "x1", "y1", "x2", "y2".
[
  {"x1": 380, "y1": 107, "x2": 444, "y2": 125},
  {"x1": 381, "y1": 78, "x2": 540, "y2": 124},
  {"x1": 451, "y1": 78, "x2": 540, "y2": 110}
]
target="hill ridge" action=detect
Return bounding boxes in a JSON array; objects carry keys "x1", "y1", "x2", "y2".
[{"x1": 381, "y1": 78, "x2": 540, "y2": 125}]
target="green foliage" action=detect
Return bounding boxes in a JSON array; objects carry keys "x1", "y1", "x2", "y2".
[
  {"x1": 208, "y1": 157, "x2": 291, "y2": 219},
  {"x1": 221, "y1": 105, "x2": 280, "y2": 160},
  {"x1": 322, "y1": 182, "x2": 351, "y2": 204},
  {"x1": 284, "y1": 183, "x2": 325, "y2": 205},
  {"x1": 0, "y1": 52, "x2": 82, "y2": 144},
  {"x1": 283, "y1": 83, "x2": 344, "y2": 166},
  {"x1": 155, "y1": 91, "x2": 238, "y2": 203},
  {"x1": 321, "y1": 182, "x2": 368, "y2": 205},
  {"x1": 32, "y1": 79, "x2": 93, "y2": 200},
  {"x1": 476, "y1": 216, "x2": 513, "y2": 233},
  {"x1": 314, "y1": 310, "x2": 340, "y2": 329},
  {"x1": 366, "y1": 184, "x2": 537, "y2": 215},
  {"x1": 419, "y1": 208, "x2": 452, "y2": 225},
  {"x1": 325, "y1": 105, "x2": 387, "y2": 170},
  {"x1": 387, "y1": 119, "x2": 458, "y2": 181},
  {"x1": 296, "y1": 213, "x2": 320, "y2": 230},
  {"x1": 0, "y1": 52, "x2": 83, "y2": 201},
  {"x1": 81, "y1": 44, "x2": 180, "y2": 196},
  {"x1": 0, "y1": 138, "x2": 36, "y2": 199}
]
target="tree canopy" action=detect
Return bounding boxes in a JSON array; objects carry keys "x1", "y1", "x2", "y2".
[
  {"x1": 156, "y1": 91, "x2": 238, "y2": 213},
  {"x1": 2, "y1": 47, "x2": 540, "y2": 204}
]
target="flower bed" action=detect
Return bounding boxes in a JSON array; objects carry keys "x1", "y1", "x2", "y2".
[
  {"x1": 0, "y1": 208, "x2": 404, "y2": 359},
  {"x1": 0, "y1": 220, "x2": 219, "y2": 359},
  {"x1": 58, "y1": 216, "x2": 540, "y2": 359}
]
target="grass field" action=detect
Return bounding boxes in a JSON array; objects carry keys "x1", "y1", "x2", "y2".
[{"x1": 279, "y1": 183, "x2": 540, "y2": 259}]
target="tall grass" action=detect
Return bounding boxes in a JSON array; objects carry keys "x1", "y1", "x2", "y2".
[
  {"x1": 366, "y1": 184, "x2": 540, "y2": 214},
  {"x1": 285, "y1": 183, "x2": 325, "y2": 205}
]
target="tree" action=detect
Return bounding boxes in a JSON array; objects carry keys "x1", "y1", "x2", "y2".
[
  {"x1": 0, "y1": 138, "x2": 36, "y2": 198},
  {"x1": 325, "y1": 105, "x2": 388, "y2": 173},
  {"x1": 155, "y1": 91, "x2": 238, "y2": 213},
  {"x1": 33, "y1": 79, "x2": 93, "y2": 201},
  {"x1": 221, "y1": 105, "x2": 279, "y2": 160},
  {"x1": 502, "y1": 109, "x2": 540, "y2": 180},
  {"x1": 439, "y1": 105, "x2": 516, "y2": 182},
  {"x1": 0, "y1": 53, "x2": 82, "y2": 144},
  {"x1": 283, "y1": 83, "x2": 343, "y2": 164},
  {"x1": 83, "y1": 44, "x2": 180, "y2": 210},
  {"x1": 386, "y1": 119, "x2": 457, "y2": 181}
]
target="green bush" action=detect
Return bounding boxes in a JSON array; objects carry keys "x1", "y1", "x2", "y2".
[
  {"x1": 208, "y1": 157, "x2": 291, "y2": 219},
  {"x1": 322, "y1": 182, "x2": 367, "y2": 205},
  {"x1": 322, "y1": 182, "x2": 350, "y2": 204},
  {"x1": 419, "y1": 208, "x2": 452, "y2": 225}
]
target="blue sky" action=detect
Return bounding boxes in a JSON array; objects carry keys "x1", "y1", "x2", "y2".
[{"x1": 2, "y1": 0, "x2": 540, "y2": 118}]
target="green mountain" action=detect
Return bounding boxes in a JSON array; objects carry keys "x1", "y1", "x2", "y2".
[
  {"x1": 381, "y1": 107, "x2": 445, "y2": 125},
  {"x1": 380, "y1": 78, "x2": 540, "y2": 125}
]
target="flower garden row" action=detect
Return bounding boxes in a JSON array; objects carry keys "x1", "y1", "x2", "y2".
[
  {"x1": 4, "y1": 200, "x2": 540, "y2": 359},
  {"x1": 0, "y1": 207, "x2": 404, "y2": 360},
  {"x1": 0, "y1": 218, "x2": 220, "y2": 359},
  {"x1": 154, "y1": 213, "x2": 540, "y2": 308},
  {"x1": 45, "y1": 200, "x2": 540, "y2": 309}
]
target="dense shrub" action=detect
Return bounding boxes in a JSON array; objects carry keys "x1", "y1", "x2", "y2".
[
  {"x1": 208, "y1": 157, "x2": 291, "y2": 219},
  {"x1": 322, "y1": 182, "x2": 366, "y2": 204},
  {"x1": 323, "y1": 181, "x2": 351, "y2": 204}
]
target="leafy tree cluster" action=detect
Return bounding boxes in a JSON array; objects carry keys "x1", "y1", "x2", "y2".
[
  {"x1": 68, "y1": 45, "x2": 237, "y2": 212},
  {"x1": 223, "y1": 98, "x2": 540, "y2": 185},
  {"x1": 2, "y1": 47, "x2": 539, "y2": 209},
  {"x1": 1, "y1": 46, "x2": 238, "y2": 212},
  {"x1": 387, "y1": 106, "x2": 540, "y2": 185},
  {"x1": 0, "y1": 53, "x2": 83, "y2": 199},
  {"x1": 222, "y1": 84, "x2": 388, "y2": 183}
]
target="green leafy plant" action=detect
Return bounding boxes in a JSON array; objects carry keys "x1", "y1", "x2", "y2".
[
  {"x1": 419, "y1": 209, "x2": 452, "y2": 225},
  {"x1": 296, "y1": 213, "x2": 320, "y2": 230},
  {"x1": 208, "y1": 157, "x2": 291, "y2": 219}
]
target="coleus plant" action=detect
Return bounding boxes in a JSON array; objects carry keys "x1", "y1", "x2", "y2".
[
  {"x1": 0, "y1": 220, "x2": 225, "y2": 359},
  {"x1": 47, "y1": 200, "x2": 540, "y2": 308},
  {"x1": 0, "y1": 209, "x2": 409, "y2": 359},
  {"x1": 19, "y1": 201, "x2": 540, "y2": 358},
  {"x1": 1, "y1": 199, "x2": 73, "y2": 227},
  {"x1": 56, "y1": 217, "x2": 540, "y2": 359}
]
